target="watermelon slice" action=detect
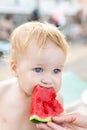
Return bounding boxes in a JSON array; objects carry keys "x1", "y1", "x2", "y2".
[{"x1": 29, "y1": 85, "x2": 64, "y2": 123}]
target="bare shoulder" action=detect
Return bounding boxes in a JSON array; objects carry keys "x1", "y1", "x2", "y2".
[{"x1": 0, "y1": 77, "x2": 17, "y2": 97}]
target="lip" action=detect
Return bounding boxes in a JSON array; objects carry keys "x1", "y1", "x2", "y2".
[{"x1": 35, "y1": 84, "x2": 54, "y2": 89}]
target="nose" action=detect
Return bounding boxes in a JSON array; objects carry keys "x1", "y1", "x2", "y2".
[{"x1": 41, "y1": 74, "x2": 53, "y2": 87}]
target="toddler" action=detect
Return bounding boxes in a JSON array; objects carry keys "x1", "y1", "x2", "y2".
[{"x1": 0, "y1": 21, "x2": 69, "y2": 130}]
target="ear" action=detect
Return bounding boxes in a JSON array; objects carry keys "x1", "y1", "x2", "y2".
[{"x1": 10, "y1": 61, "x2": 18, "y2": 77}]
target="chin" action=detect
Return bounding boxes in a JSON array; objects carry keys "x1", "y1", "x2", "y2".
[{"x1": 22, "y1": 90, "x2": 31, "y2": 97}]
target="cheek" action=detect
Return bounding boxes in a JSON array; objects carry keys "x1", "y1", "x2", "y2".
[
  {"x1": 20, "y1": 79, "x2": 34, "y2": 95},
  {"x1": 17, "y1": 73, "x2": 35, "y2": 95},
  {"x1": 55, "y1": 75, "x2": 62, "y2": 92},
  {"x1": 57, "y1": 93, "x2": 63, "y2": 105},
  {"x1": 18, "y1": 73, "x2": 41, "y2": 95}
]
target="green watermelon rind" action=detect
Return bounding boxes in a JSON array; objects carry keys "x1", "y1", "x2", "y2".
[{"x1": 29, "y1": 115, "x2": 52, "y2": 123}]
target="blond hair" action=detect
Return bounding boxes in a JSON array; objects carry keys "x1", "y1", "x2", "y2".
[{"x1": 10, "y1": 21, "x2": 69, "y2": 63}]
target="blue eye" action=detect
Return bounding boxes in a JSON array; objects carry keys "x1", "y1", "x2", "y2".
[
  {"x1": 34, "y1": 67, "x2": 43, "y2": 73},
  {"x1": 53, "y1": 69, "x2": 61, "y2": 74}
]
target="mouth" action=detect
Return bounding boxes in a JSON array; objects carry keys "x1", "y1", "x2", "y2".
[
  {"x1": 30, "y1": 85, "x2": 55, "y2": 98},
  {"x1": 34, "y1": 84, "x2": 53, "y2": 89}
]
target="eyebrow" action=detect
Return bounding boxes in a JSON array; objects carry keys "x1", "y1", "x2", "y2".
[
  {"x1": 36, "y1": 63, "x2": 43, "y2": 66},
  {"x1": 58, "y1": 65, "x2": 64, "y2": 69},
  {"x1": 36, "y1": 63, "x2": 64, "y2": 68},
  {"x1": 59, "y1": 65, "x2": 64, "y2": 67}
]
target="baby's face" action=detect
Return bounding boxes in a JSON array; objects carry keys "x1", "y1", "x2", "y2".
[{"x1": 14, "y1": 39, "x2": 66, "y2": 97}]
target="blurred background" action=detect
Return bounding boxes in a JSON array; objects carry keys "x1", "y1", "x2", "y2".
[{"x1": 0, "y1": 0, "x2": 87, "y2": 106}]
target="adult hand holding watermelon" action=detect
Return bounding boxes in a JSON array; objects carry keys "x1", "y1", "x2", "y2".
[{"x1": 29, "y1": 85, "x2": 64, "y2": 123}]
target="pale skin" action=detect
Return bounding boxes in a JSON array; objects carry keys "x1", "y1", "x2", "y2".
[
  {"x1": 37, "y1": 113, "x2": 87, "y2": 130},
  {"x1": 0, "y1": 39, "x2": 66, "y2": 130}
]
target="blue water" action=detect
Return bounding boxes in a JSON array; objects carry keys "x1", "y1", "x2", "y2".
[{"x1": 61, "y1": 72, "x2": 87, "y2": 107}]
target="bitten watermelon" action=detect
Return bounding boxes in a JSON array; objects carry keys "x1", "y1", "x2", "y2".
[{"x1": 29, "y1": 85, "x2": 64, "y2": 123}]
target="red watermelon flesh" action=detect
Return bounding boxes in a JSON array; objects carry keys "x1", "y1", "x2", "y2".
[{"x1": 29, "y1": 85, "x2": 64, "y2": 123}]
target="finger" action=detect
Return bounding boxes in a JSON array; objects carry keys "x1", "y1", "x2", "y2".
[
  {"x1": 53, "y1": 113, "x2": 87, "y2": 128},
  {"x1": 47, "y1": 122, "x2": 66, "y2": 130},
  {"x1": 62, "y1": 123, "x2": 77, "y2": 130},
  {"x1": 36, "y1": 123, "x2": 52, "y2": 130},
  {"x1": 52, "y1": 114, "x2": 76, "y2": 123}
]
